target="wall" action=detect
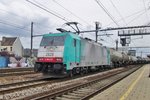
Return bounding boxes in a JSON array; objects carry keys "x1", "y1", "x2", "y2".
[
  {"x1": 1, "y1": 46, "x2": 11, "y2": 51},
  {"x1": 12, "y1": 38, "x2": 24, "y2": 57}
]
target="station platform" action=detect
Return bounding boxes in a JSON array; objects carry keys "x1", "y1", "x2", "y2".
[{"x1": 90, "y1": 64, "x2": 150, "y2": 100}]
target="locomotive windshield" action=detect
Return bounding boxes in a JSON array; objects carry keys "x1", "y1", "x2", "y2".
[{"x1": 40, "y1": 35, "x2": 66, "y2": 46}]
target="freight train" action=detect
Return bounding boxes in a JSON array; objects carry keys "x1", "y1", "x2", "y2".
[{"x1": 34, "y1": 32, "x2": 149, "y2": 77}]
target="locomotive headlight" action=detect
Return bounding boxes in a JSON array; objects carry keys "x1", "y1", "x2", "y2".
[
  {"x1": 38, "y1": 58, "x2": 43, "y2": 61},
  {"x1": 50, "y1": 48, "x2": 53, "y2": 51},
  {"x1": 49, "y1": 47, "x2": 55, "y2": 52},
  {"x1": 40, "y1": 58, "x2": 43, "y2": 60}
]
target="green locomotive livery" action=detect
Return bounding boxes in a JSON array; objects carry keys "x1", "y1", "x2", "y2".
[{"x1": 34, "y1": 32, "x2": 111, "y2": 77}]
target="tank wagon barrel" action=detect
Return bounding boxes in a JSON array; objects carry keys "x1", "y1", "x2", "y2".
[{"x1": 110, "y1": 49, "x2": 130, "y2": 67}]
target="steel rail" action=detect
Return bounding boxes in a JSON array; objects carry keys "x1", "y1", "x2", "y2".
[
  {"x1": 81, "y1": 66, "x2": 142, "y2": 100},
  {"x1": 0, "y1": 67, "x2": 33, "y2": 73},
  {"x1": 20, "y1": 65, "x2": 142, "y2": 100},
  {"x1": 0, "y1": 77, "x2": 47, "y2": 89},
  {"x1": 0, "y1": 67, "x2": 34, "y2": 77},
  {"x1": 0, "y1": 80, "x2": 56, "y2": 95},
  {"x1": 0, "y1": 71, "x2": 35, "y2": 77}
]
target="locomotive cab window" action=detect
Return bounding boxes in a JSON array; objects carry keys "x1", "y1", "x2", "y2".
[
  {"x1": 73, "y1": 39, "x2": 76, "y2": 47},
  {"x1": 40, "y1": 35, "x2": 66, "y2": 46}
]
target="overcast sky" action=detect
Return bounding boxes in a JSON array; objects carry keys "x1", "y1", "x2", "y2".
[{"x1": 0, "y1": 0, "x2": 150, "y2": 56}]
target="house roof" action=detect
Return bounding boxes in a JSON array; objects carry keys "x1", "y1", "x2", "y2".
[{"x1": 1, "y1": 37, "x2": 17, "y2": 46}]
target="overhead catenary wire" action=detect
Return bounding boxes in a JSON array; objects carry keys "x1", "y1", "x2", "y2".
[
  {"x1": 32, "y1": 0, "x2": 67, "y2": 20},
  {"x1": 0, "y1": 0, "x2": 148, "y2": 41},
  {"x1": 0, "y1": 1, "x2": 95, "y2": 38},
  {"x1": 32, "y1": 0, "x2": 94, "y2": 34},
  {"x1": 26, "y1": 0, "x2": 70, "y2": 22},
  {"x1": 26, "y1": 0, "x2": 90, "y2": 34},
  {"x1": 127, "y1": 10, "x2": 147, "y2": 25},
  {"x1": 95, "y1": 0, "x2": 120, "y2": 27},
  {"x1": 94, "y1": 0, "x2": 121, "y2": 44},
  {"x1": 0, "y1": 9, "x2": 29, "y2": 20},
  {"x1": 109, "y1": 0, "x2": 127, "y2": 26},
  {"x1": 142, "y1": 0, "x2": 150, "y2": 23},
  {"x1": 0, "y1": 8, "x2": 59, "y2": 32},
  {"x1": 0, "y1": 0, "x2": 149, "y2": 50},
  {"x1": 104, "y1": 9, "x2": 146, "y2": 27},
  {"x1": 0, "y1": 8, "x2": 49, "y2": 33},
  {"x1": 52, "y1": 0, "x2": 92, "y2": 26},
  {"x1": 0, "y1": 21, "x2": 30, "y2": 32},
  {"x1": 26, "y1": 0, "x2": 95, "y2": 37},
  {"x1": 0, "y1": 20, "x2": 45, "y2": 35},
  {"x1": 0, "y1": 30, "x2": 29, "y2": 37},
  {"x1": 0, "y1": 19, "x2": 29, "y2": 28},
  {"x1": 0, "y1": 9, "x2": 52, "y2": 34}
]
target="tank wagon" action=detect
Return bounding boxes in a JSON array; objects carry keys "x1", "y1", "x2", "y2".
[
  {"x1": 110, "y1": 49, "x2": 123, "y2": 67},
  {"x1": 34, "y1": 32, "x2": 111, "y2": 77},
  {"x1": 110, "y1": 49, "x2": 131, "y2": 67}
]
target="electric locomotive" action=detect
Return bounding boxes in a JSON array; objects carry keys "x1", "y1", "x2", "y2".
[{"x1": 34, "y1": 32, "x2": 111, "y2": 77}]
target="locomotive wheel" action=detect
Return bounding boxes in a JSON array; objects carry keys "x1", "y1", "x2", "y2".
[
  {"x1": 83, "y1": 67, "x2": 88, "y2": 74},
  {"x1": 41, "y1": 65, "x2": 48, "y2": 73},
  {"x1": 34, "y1": 66, "x2": 38, "y2": 72},
  {"x1": 69, "y1": 70, "x2": 74, "y2": 77},
  {"x1": 80, "y1": 68, "x2": 84, "y2": 76},
  {"x1": 34, "y1": 63, "x2": 41, "y2": 72},
  {"x1": 75, "y1": 67, "x2": 80, "y2": 74}
]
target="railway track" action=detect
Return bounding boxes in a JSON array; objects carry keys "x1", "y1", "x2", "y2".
[
  {"x1": 0, "y1": 79, "x2": 58, "y2": 95},
  {"x1": 0, "y1": 67, "x2": 34, "y2": 77},
  {"x1": 0, "y1": 73, "x2": 43, "y2": 85},
  {"x1": 22, "y1": 65, "x2": 142, "y2": 100},
  {"x1": 0, "y1": 71, "x2": 98, "y2": 96},
  {"x1": 0, "y1": 65, "x2": 142, "y2": 100}
]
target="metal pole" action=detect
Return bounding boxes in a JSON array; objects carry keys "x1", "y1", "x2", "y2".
[
  {"x1": 95, "y1": 22, "x2": 99, "y2": 42},
  {"x1": 149, "y1": 66, "x2": 150, "y2": 77},
  {"x1": 141, "y1": 51, "x2": 142, "y2": 58},
  {"x1": 31, "y1": 22, "x2": 33, "y2": 57},
  {"x1": 116, "y1": 39, "x2": 118, "y2": 51}
]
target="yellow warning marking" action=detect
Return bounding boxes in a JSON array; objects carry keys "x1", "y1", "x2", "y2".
[{"x1": 120, "y1": 66, "x2": 146, "y2": 100}]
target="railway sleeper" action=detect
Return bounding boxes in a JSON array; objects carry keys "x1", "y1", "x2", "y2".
[
  {"x1": 72, "y1": 91, "x2": 89, "y2": 94},
  {"x1": 62, "y1": 94, "x2": 81, "y2": 99},
  {"x1": 55, "y1": 96, "x2": 74, "y2": 100},
  {"x1": 67, "y1": 93, "x2": 85, "y2": 97},
  {"x1": 57, "y1": 68, "x2": 137, "y2": 100},
  {"x1": 79, "y1": 88, "x2": 95, "y2": 92},
  {"x1": 56, "y1": 89, "x2": 96, "y2": 100}
]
